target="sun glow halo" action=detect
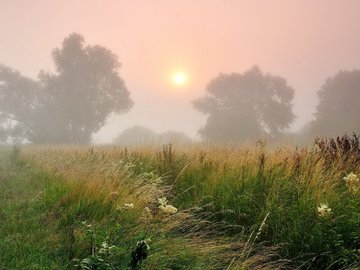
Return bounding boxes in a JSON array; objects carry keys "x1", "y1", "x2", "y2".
[{"x1": 172, "y1": 71, "x2": 188, "y2": 86}]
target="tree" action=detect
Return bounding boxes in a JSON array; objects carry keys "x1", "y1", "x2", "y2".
[
  {"x1": 0, "y1": 65, "x2": 41, "y2": 143},
  {"x1": 0, "y1": 33, "x2": 133, "y2": 144},
  {"x1": 113, "y1": 126, "x2": 193, "y2": 145},
  {"x1": 193, "y1": 66, "x2": 295, "y2": 143},
  {"x1": 310, "y1": 69, "x2": 360, "y2": 137},
  {"x1": 113, "y1": 126, "x2": 156, "y2": 145}
]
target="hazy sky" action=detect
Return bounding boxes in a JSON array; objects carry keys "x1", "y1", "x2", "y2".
[{"x1": 1, "y1": 0, "x2": 359, "y2": 143}]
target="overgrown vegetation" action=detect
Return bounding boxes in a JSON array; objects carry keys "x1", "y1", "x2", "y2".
[{"x1": 1, "y1": 136, "x2": 360, "y2": 269}]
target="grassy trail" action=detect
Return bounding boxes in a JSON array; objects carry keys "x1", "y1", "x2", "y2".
[{"x1": 0, "y1": 152, "x2": 68, "y2": 269}]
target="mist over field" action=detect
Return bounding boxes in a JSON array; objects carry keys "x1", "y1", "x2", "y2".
[{"x1": 0, "y1": 1, "x2": 360, "y2": 270}]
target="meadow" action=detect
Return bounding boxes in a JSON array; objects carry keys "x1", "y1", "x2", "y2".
[{"x1": 0, "y1": 135, "x2": 359, "y2": 269}]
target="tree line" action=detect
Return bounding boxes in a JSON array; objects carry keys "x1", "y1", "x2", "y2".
[
  {"x1": 0, "y1": 33, "x2": 359, "y2": 145},
  {"x1": 0, "y1": 33, "x2": 133, "y2": 144}
]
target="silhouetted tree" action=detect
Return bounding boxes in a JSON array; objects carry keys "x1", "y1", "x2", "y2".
[
  {"x1": 113, "y1": 126, "x2": 192, "y2": 145},
  {"x1": 0, "y1": 65, "x2": 41, "y2": 143},
  {"x1": 310, "y1": 69, "x2": 360, "y2": 137},
  {"x1": 193, "y1": 66, "x2": 295, "y2": 143},
  {"x1": 0, "y1": 33, "x2": 133, "y2": 144},
  {"x1": 113, "y1": 126, "x2": 156, "y2": 145}
]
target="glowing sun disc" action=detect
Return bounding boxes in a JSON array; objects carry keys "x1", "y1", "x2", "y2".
[{"x1": 172, "y1": 72, "x2": 188, "y2": 86}]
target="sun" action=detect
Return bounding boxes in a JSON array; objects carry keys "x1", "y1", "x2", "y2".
[{"x1": 172, "y1": 71, "x2": 188, "y2": 86}]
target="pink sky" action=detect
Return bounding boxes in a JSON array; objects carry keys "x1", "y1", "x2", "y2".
[{"x1": 1, "y1": 0, "x2": 359, "y2": 142}]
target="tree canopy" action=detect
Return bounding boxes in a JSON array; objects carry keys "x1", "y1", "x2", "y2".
[
  {"x1": 310, "y1": 69, "x2": 360, "y2": 137},
  {"x1": 113, "y1": 126, "x2": 192, "y2": 145},
  {"x1": 0, "y1": 33, "x2": 133, "y2": 144},
  {"x1": 113, "y1": 126, "x2": 157, "y2": 145},
  {"x1": 193, "y1": 66, "x2": 295, "y2": 143}
]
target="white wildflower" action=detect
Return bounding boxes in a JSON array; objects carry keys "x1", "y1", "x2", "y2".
[
  {"x1": 81, "y1": 221, "x2": 92, "y2": 229},
  {"x1": 159, "y1": 204, "x2": 178, "y2": 214},
  {"x1": 158, "y1": 197, "x2": 168, "y2": 207},
  {"x1": 317, "y1": 203, "x2": 332, "y2": 217},
  {"x1": 123, "y1": 203, "x2": 134, "y2": 209},
  {"x1": 343, "y1": 172, "x2": 359, "y2": 193},
  {"x1": 99, "y1": 241, "x2": 110, "y2": 255},
  {"x1": 157, "y1": 196, "x2": 178, "y2": 214},
  {"x1": 101, "y1": 241, "x2": 109, "y2": 249}
]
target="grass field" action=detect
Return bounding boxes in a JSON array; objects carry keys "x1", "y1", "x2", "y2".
[{"x1": 0, "y1": 136, "x2": 360, "y2": 269}]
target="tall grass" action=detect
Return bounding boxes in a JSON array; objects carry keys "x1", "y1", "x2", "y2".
[
  {"x1": 14, "y1": 136, "x2": 360, "y2": 269},
  {"x1": 14, "y1": 145, "x2": 283, "y2": 269},
  {"x1": 0, "y1": 148, "x2": 69, "y2": 269}
]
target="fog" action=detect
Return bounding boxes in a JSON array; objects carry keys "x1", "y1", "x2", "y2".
[{"x1": 0, "y1": 0, "x2": 359, "y2": 144}]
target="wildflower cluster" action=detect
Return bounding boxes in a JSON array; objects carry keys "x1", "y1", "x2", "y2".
[
  {"x1": 73, "y1": 223, "x2": 120, "y2": 270},
  {"x1": 81, "y1": 220, "x2": 92, "y2": 229},
  {"x1": 317, "y1": 203, "x2": 332, "y2": 217},
  {"x1": 141, "y1": 172, "x2": 162, "y2": 182},
  {"x1": 158, "y1": 197, "x2": 168, "y2": 206},
  {"x1": 124, "y1": 203, "x2": 134, "y2": 209},
  {"x1": 116, "y1": 202, "x2": 135, "y2": 212},
  {"x1": 98, "y1": 241, "x2": 117, "y2": 256},
  {"x1": 343, "y1": 172, "x2": 359, "y2": 193},
  {"x1": 158, "y1": 197, "x2": 178, "y2": 214}
]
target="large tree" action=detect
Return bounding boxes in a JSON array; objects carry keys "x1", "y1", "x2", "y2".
[
  {"x1": 193, "y1": 66, "x2": 295, "y2": 143},
  {"x1": 0, "y1": 33, "x2": 133, "y2": 144},
  {"x1": 310, "y1": 69, "x2": 360, "y2": 137},
  {"x1": 0, "y1": 65, "x2": 41, "y2": 143}
]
